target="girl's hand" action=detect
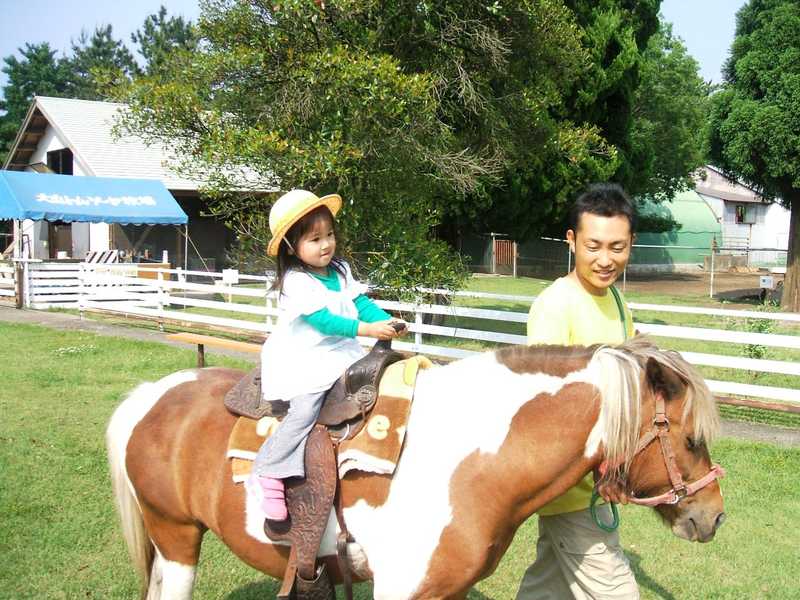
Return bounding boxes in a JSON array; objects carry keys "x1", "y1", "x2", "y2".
[
  {"x1": 359, "y1": 320, "x2": 402, "y2": 340},
  {"x1": 390, "y1": 319, "x2": 409, "y2": 337}
]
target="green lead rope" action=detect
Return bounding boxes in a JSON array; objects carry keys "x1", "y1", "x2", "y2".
[
  {"x1": 591, "y1": 286, "x2": 628, "y2": 532},
  {"x1": 590, "y1": 489, "x2": 620, "y2": 532}
]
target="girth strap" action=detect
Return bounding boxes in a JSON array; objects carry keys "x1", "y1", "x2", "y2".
[{"x1": 332, "y1": 440, "x2": 354, "y2": 600}]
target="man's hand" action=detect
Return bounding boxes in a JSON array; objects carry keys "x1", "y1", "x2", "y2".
[{"x1": 596, "y1": 479, "x2": 629, "y2": 505}]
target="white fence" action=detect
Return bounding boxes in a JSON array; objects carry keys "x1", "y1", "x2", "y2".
[
  {"x1": 10, "y1": 262, "x2": 800, "y2": 406},
  {"x1": 0, "y1": 262, "x2": 16, "y2": 302}
]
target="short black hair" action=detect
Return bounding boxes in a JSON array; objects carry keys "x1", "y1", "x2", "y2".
[{"x1": 568, "y1": 183, "x2": 636, "y2": 234}]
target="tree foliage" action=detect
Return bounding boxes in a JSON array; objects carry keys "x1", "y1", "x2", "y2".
[
  {"x1": 0, "y1": 6, "x2": 196, "y2": 165},
  {"x1": 708, "y1": 0, "x2": 800, "y2": 311},
  {"x1": 130, "y1": 5, "x2": 198, "y2": 77},
  {"x1": 68, "y1": 26, "x2": 139, "y2": 100},
  {"x1": 112, "y1": 0, "x2": 627, "y2": 291},
  {"x1": 0, "y1": 43, "x2": 73, "y2": 162},
  {"x1": 629, "y1": 21, "x2": 709, "y2": 201}
]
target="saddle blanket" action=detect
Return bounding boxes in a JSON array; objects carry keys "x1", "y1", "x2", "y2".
[{"x1": 227, "y1": 355, "x2": 432, "y2": 482}]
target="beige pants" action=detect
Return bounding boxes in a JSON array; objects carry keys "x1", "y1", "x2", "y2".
[{"x1": 515, "y1": 507, "x2": 639, "y2": 600}]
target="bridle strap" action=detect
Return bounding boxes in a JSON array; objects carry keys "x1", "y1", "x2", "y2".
[
  {"x1": 599, "y1": 394, "x2": 725, "y2": 507},
  {"x1": 628, "y1": 464, "x2": 726, "y2": 507}
]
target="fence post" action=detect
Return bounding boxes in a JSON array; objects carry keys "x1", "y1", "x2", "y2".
[
  {"x1": 23, "y1": 261, "x2": 31, "y2": 308},
  {"x1": 14, "y1": 260, "x2": 23, "y2": 309},
  {"x1": 265, "y1": 275, "x2": 274, "y2": 330},
  {"x1": 567, "y1": 242, "x2": 572, "y2": 274},
  {"x1": 709, "y1": 239, "x2": 716, "y2": 299},
  {"x1": 414, "y1": 299, "x2": 423, "y2": 347},
  {"x1": 491, "y1": 234, "x2": 496, "y2": 275},
  {"x1": 512, "y1": 242, "x2": 518, "y2": 278},
  {"x1": 157, "y1": 269, "x2": 165, "y2": 332},
  {"x1": 78, "y1": 263, "x2": 85, "y2": 320}
]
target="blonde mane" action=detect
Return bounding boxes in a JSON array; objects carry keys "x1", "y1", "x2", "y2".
[{"x1": 590, "y1": 336, "x2": 719, "y2": 472}]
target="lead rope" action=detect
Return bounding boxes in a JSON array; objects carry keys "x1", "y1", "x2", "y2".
[
  {"x1": 331, "y1": 440, "x2": 354, "y2": 600},
  {"x1": 591, "y1": 286, "x2": 629, "y2": 532}
]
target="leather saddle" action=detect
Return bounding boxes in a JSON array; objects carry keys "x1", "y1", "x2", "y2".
[
  {"x1": 224, "y1": 325, "x2": 405, "y2": 600},
  {"x1": 224, "y1": 335, "x2": 405, "y2": 436}
]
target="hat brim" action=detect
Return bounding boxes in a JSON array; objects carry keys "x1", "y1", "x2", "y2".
[{"x1": 267, "y1": 193, "x2": 342, "y2": 256}]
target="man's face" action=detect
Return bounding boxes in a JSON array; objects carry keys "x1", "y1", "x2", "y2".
[{"x1": 567, "y1": 212, "x2": 633, "y2": 295}]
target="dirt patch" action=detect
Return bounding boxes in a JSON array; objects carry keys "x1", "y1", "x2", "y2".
[
  {"x1": 621, "y1": 271, "x2": 776, "y2": 300},
  {"x1": 720, "y1": 419, "x2": 800, "y2": 448}
]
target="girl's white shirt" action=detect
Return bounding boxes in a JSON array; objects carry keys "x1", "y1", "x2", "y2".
[{"x1": 261, "y1": 261, "x2": 368, "y2": 400}]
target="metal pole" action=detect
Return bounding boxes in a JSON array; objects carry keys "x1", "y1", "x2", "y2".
[
  {"x1": 710, "y1": 243, "x2": 715, "y2": 299},
  {"x1": 184, "y1": 224, "x2": 189, "y2": 271},
  {"x1": 491, "y1": 234, "x2": 496, "y2": 275},
  {"x1": 567, "y1": 242, "x2": 571, "y2": 274},
  {"x1": 512, "y1": 241, "x2": 518, "y2": 278}
]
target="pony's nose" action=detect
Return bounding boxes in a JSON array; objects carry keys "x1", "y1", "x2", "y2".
[{"x1": 714, "y1": 512, "x2": 726, "y2": 531}]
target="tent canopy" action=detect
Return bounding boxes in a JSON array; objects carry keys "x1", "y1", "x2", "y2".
[{"x1": 0, "y1": 171, "x2": 188, "y2": 225}]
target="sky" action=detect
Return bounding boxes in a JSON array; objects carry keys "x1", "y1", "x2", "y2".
[
  {"x1": 660, "y1": 0, "x2": 748, "y2": 83},
  {"x1": 0, "y1": 0, "x2": 746, "y2": 92},
  {"x1": 0, "y1": 0, "x2": 202, "y2": 89}
]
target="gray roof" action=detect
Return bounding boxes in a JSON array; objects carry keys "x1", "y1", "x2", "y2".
[{"x1": 4, "y1": 96, "x2": 274, "y2": 192}]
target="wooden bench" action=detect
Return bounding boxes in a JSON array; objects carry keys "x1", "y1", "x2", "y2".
[{"x1": 166, "y1": 332, "x2": 261, "y2": 367}]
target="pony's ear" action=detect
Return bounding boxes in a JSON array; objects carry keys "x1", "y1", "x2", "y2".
[{"x1": 645, "y1": 357, "x2": 685, "y2": 400}]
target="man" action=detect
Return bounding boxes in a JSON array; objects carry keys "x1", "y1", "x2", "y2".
[{"x1": 517, "y1": 183, "x2": 638, "y2": 600}]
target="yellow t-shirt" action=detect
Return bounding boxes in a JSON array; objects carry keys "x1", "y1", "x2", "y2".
[{"x1": 527, "y1": 276, "x2": 635, "y2": 516}]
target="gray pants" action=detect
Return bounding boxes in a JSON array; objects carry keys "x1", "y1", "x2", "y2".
[
  {"x1": 252, "y1": 390, "x2": 326, "y2": 479},
  {"x1": 516, "y1": 507, "x2": 639, "y2": 600}
]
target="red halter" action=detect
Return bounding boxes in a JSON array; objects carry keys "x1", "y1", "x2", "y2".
[{"x1": 599, "y1": 394, "x2": 725, "y2": 507}]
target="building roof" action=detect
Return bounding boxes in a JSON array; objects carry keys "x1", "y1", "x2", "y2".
[
  {"x1": 694, "y1": 165, "x2": 767, "y2": 204},
  {"x1": 3, "y1": 96, "x2": 274, "y2": 193},
  {"x1": 639, "y1": 189, "x2": 722, "y2": 234}
]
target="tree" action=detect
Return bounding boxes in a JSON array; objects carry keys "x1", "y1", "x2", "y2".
[
  {"x1": 471, "y1": 2, "x2": 706, "y2": 241},
  {"x1": 708, "y1": 0, "x2": 800, "y2": 311},
  {"x1": 130, "y1": 5, "x2": 198, "y2": 77},
  {"x1": 0, "y1": 43, "x2": 73, "y2": 163},
  {"x1": 68, "y1": 25, "x2": 139, "y2": 99},
  {"x1": 629, "y1": 20, "x2": 709, "y2": 201},
  {"x1": 113, "y1": 0, "x2": 610, "y2": 293}
]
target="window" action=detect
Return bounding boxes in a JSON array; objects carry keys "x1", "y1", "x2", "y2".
[
  {"x1": 735, "y1": 205, "x2": 746, "y2": 224},
  {"x1": 46, "y1": 148, "x2": 73, "y2": 175}
]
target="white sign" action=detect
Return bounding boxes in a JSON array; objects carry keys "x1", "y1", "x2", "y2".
[
  {"x1": 35, "y1": 193, "x2": 156, "y2": 207},
  {"x1": 222, "y1": 269, "x2": 239, "y2": 285},
  {"x1": 760, "y1": 275, "x2": 774, "y2": 289}
]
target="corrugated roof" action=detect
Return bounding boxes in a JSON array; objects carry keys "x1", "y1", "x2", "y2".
[
  {"x1": 6, "y1": 97, "x2": 275, "y2": 193},
  {"x1": 32, "y1": 96, "x2": 207, "y2": 190}
]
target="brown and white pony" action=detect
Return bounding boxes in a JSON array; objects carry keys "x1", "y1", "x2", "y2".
[{"x1": 107, "y1": 336, "x2": 724, "y2": 600}]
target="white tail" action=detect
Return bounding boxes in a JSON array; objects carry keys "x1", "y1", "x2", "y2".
[{"x1": 106, "y1": 384, "x2": 160, "y2": 598}]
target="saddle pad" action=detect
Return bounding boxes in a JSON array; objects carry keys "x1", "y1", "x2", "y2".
[{"x1": 227, "y1": 355, "x2": 432, "y2": 482}]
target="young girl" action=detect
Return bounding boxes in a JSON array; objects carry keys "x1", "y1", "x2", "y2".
[{"x1": 253, "y1": 189, "x2": 406, "y2": 521}]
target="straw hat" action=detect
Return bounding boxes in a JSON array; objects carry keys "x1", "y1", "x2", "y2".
[{"x1": 267, "y1": 189, "x2": 342, "y2": 256}]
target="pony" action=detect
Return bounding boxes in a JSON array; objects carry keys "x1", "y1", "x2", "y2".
[{"x1": 106, "y1": 336, "x2": 725, "y2": 599}]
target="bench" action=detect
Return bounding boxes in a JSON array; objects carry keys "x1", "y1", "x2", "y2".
[{"x1": 166, "y1": 332, "x2": 262, "y2": 367}]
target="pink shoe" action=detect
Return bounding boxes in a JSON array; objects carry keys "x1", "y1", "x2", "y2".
[{"x1": 258, "y1": 476, "x2": 288, "y2": 521}]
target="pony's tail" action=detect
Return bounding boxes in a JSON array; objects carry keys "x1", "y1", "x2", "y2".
[{"x1": 106, "y1": 397, "x2": 155, "y2": 599}]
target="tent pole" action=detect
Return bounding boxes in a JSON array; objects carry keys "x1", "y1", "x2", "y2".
[{"x1": 184, "y1": 224, "x2": 188, "y2": 271}]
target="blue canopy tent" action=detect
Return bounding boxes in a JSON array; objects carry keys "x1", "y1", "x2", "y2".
[{"x1": 0, "y1": 171, "x2": 189, "y2": 266}]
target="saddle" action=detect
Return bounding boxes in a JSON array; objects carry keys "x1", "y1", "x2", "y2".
[{"x1": 224, "y1": 328, "x2": 405, "y2": 600}]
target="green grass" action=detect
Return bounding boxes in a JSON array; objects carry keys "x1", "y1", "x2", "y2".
[{"x1": 1, "y1": 322, "x2": 799, "y2": 598}]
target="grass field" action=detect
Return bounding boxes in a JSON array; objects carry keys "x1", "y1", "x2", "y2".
[{"x1": 1, "y1": 321, "x2": 799, "y2": 599}]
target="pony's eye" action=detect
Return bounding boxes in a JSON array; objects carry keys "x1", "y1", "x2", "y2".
[{"x1": 686, "y1": 436, "x2": 698, "y2": 450}]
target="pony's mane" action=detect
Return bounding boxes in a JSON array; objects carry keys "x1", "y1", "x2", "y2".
[{"x1": 591, "y1": 335, "x2": 719, "y2": 472}]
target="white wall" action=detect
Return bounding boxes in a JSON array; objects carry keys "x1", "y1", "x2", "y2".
[
  {"x1": 20, "y1": 124, "x2": 105, "y2": 258},
  {"x1": 27, "y1": 127, "x2": 89, "y2": 176}
]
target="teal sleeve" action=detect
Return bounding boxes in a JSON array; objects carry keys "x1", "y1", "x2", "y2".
[
  {"x1": 354, "y1": 294, "x2": 391, "y2": 323},
  {"x1": 303, "y1": 308, "x2": 359, "y2": 338}
]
